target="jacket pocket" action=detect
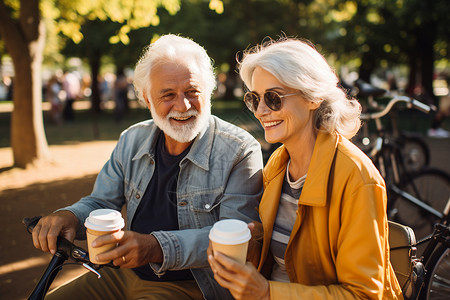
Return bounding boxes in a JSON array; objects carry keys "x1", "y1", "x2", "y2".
[{"x1": 188, "y1": 191, "x2": 223, "y2": 227}]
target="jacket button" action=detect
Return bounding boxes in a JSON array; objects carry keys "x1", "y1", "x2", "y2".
[
  {"x1": 204, "y1": 204, "x2": 211, "y2": 209},
  {"x1": 136, "y1": 194, "x2": 141, "y2": 199},
  {"x1": 179, "y1": 201, "x2": 188, "y2": 206}
]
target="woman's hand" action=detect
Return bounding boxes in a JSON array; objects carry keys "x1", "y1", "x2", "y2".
[
  {"x1": 247, "y1": 221, "x2": 263, "y2": 267},
  {"x1": 208, "y1": 250, "x2": 270, "y2": 300},
  {"x1": 94, "y1": 231, "x2": 163, "y2": 268}
]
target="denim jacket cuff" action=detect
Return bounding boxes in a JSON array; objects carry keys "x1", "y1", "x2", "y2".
[
  {"x1": 150, "y1": 231, "x2": 178, "y2": 275},
  {"x1": 54, "y1": 207, "x2": 87, "y2": 240}
]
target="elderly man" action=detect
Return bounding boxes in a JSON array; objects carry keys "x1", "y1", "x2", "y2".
[{"x1": 32, "y1": 34, "x2": 263, "y2": 300}]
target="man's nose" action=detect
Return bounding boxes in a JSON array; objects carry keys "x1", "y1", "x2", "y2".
[{"x1": 173, "y1": 94, "x2": 192, "y2": 111}]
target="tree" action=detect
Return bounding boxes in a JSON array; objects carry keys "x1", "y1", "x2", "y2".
[
  {"x1": 324, "y1": 0, "x2": 449, "y2": 98},
  {"x1": 0, "y1": 0, "x2": 50, "y2": 168},
  {"x1": 0, "y1": 0, "x2": 185, "y2": 168}
]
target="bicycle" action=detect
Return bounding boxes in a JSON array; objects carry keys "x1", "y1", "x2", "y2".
[
  {"x1": 389, "y1": 197, "x2": 450, "y2": 300},
  {"x1": 353, "y1": 79, "x2": 431, "y2": 173},
  {"x1": 22, "y1": 216, "x2": 118, "y2": 300},
  {"x1": 358, "y1": 95, "x2": 450, "y2": 242},
  {"x1": 416, "y1": 207, "x2": 450, "y2": 299}
]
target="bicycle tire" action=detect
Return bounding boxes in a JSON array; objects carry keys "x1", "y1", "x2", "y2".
[
  {"x1": 390, "y1": 169, "x2": 450, "y2": 241},
  {"x1": 421, "y1": 244, "x2": 450, "y2": 300},
  {"x1": 398, "y1": 135, "x2": 430, "y2": 173}
]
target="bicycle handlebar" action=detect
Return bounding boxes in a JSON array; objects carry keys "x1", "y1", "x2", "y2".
[
  {"x1": 23, "y1": 216, "x2": 117, "y2": 270},
  {"x1": 360, "y1": 96, "x2": 431, "y2": 120}
]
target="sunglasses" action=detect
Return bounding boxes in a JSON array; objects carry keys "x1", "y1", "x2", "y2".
[{"x1": 243, "y1": 90, "x2": 303, "y2": 113}]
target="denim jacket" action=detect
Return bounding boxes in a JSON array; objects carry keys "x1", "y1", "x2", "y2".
[{"x1": 60, "y1": 115, "x2": 263, "y2": 300}]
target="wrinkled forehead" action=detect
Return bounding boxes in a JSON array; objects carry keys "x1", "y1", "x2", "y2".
[{"x1": 150, "y1": 61, "x2": 203, "y2": 90}]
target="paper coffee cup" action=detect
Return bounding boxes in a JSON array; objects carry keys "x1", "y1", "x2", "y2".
[
  {"x1": 84, "y1": 209, "x2": 125, "y2": 264},
  {"x1": 209, "y1": 219, "x2": 251, "y2": 264}
]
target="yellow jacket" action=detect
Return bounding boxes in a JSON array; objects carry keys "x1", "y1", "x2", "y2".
[{"x1": 258, "y1": 131, "x2": 403, "y2": 299}]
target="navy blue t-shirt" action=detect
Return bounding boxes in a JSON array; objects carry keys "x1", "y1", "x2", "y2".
[{"x1": 131, "y1": 132, "x2": 193, "y2": 281}]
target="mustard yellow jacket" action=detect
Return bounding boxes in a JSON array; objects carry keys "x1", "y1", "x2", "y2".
[{"x1": 258, "y1": 131, "x2": 403, "y2": 299}]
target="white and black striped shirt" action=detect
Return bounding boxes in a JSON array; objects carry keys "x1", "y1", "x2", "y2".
[{"x1": 270, "y1": 161, "x2": 306, "y2": 282}]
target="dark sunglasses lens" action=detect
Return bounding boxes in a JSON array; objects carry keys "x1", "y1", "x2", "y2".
[
  {"x1": 244, "y1": 92, "x2": 259, "y2": 112},
  {"x1": 265, "y1": 91, "x2": 282, "y2": 111}
]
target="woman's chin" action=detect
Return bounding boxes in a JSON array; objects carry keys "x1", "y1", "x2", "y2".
[{"x1": 265, "y1": 135, "x2": 282, "y2": 145}]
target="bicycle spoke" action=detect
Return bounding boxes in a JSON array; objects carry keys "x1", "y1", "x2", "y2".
[{"x1": 427, "y1": 249, "x2": 450, "y2": 300}]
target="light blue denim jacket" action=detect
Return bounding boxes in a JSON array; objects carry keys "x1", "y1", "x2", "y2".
[{"x1": 60, "y1": 115, "x2": 263, "y2": 300}]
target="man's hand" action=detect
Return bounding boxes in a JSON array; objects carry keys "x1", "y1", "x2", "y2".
[
  {"x1": 32, "y1": 210, "x2": 79, "y2": 254},
  {"x1": 94, "y1": 231, "x2": 163, "y2": 269}
]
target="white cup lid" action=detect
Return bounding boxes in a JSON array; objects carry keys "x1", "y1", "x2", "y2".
[
  {"x1": 209, "y1": 219, "x2": 251, "y2": 245},
  {"x1": 84, "y1": 209, "x2": 124, "y2": 231}
]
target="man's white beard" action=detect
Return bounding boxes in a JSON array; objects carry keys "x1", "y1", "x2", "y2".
[{"x1": 150, "y1": 102, "x2": 210, "y2": 143}]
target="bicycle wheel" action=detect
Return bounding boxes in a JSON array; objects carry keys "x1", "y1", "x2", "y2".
[
  {"x1": 398, "y1": 135, "x2": 430, "y2": 173},
  {"x1": 391, "y1": 169, "x2": 450, "y2": 240},
  {"x1": 422, "y1": 244, "x2": 450, "y2": 300}
]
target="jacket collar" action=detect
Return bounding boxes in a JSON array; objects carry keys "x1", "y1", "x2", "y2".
[{"x1": 264, "y1": 130, "x2": 339, "y2": 207}]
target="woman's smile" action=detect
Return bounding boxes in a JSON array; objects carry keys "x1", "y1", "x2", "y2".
[{"x1": 261, "y1": 120, "x2": 283, "y2": 129}]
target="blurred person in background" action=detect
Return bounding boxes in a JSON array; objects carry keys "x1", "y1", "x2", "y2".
[
  {"x1": 208, "y1": 37, "x2": 403, "y2": 300},
  {"x1": 114, "y1": 69, "x2": 129, "y2": 123},
  {"x1": 62, "y1": 70, "x2": 81, "y2": 122},
  {"x1": 45, "y1": 74, "x2": 63, "y2": 124}
]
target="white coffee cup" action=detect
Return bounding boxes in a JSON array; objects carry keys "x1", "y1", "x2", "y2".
[
  {"x1": 84, "y1": 209, "x2": 125, "y2": 264},
  {"x1": 209, "y1": 219, "x2": 251, "y2": 264}
]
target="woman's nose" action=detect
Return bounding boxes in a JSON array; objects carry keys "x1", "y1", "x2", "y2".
[{"x1": 254, "y1": 97, "x2": 270, "y2": 118}]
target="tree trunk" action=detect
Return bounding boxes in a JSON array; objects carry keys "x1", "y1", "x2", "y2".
[
  {"x1": 89, "y1": 51, "x2": 102, "y2": 114},
  {"x1": 0, "y1": 0, "x2": 50, "y2": 168},
  {"x1": 89, "y1": 51, "x2": 102, "y2": 139},
  {"x1": 418, "y1": 29, "x2": 436, "y2": 103},
  {"x1": 406, "y1": 53, "x2": 418, "y2": 96},
  {"x1": 358, "y1": 51, "x2": 376, "y2": 83}
]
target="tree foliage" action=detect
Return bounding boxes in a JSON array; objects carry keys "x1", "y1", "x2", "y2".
[{"x1": 0, "y1": 0, "x2": 185, "y2": 167}]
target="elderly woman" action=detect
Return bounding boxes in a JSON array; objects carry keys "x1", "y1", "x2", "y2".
[{"x1": 208, "y1": 37, "x2": 403, "y2": 299}]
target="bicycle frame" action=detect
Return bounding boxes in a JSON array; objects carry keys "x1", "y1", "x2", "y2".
[
  {"x1": 390, "y1": 185, "x2": 445, "y2": 220},
  {"x1": 29, "y1": 251, "x2": 67, "y2": 300},
  {"x1": 359, "y1": 96, "x2": 450, "y2": 224}
]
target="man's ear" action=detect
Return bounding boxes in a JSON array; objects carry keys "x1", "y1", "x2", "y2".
[{"x1": 143, "y1": 93, "x2": 151, "y2": 110}]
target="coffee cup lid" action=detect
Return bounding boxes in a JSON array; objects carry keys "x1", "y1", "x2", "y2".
[
  {"x1": 209, "y1": 219, "x2": 251, "y2": 245},
  {"x1": 84, "y1": 209, "x2": 124, "y2": 231}
]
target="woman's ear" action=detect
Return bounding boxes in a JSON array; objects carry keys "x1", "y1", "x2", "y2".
[{"x1": 309, "y1": 99, "x2": 323, "y2": 110}]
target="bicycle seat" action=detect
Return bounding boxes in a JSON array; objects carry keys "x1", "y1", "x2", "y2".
[{"x1": 355, "y1": 79, "x2": 387, "y2": 97}]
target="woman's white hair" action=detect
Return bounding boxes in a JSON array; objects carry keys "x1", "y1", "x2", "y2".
[
  {"x1": 239, "y1": 37, "x2": 361, "y2": 139},
  {"x1": 133, "y1": 34, "x2": 216, "y2": 105}
]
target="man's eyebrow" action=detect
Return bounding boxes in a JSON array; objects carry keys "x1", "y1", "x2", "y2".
[
  {"x1": 187, "y1": 83, "x2": 201, "y2": 90},
  {"x1": 159, "y1": 88, "x2": 174, "y2": 94}
]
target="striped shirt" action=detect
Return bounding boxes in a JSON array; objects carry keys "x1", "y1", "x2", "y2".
[{"x1": 270, "y1": 161, "x2": 306, "y2": 282}]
